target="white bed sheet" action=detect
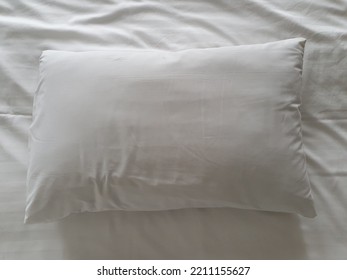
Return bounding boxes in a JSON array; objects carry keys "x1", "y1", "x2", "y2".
[{"x1": 0, "y1": 0, "x2": 346, "y2": 259}]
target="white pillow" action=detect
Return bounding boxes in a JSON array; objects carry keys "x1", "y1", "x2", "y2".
[{"x1": 25, "y1": 38, "x2": 316, "y2": 223}]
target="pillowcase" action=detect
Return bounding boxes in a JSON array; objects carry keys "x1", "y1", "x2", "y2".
[{"x1": 25, "y1": 38, "x2": 316, "y2": 223}]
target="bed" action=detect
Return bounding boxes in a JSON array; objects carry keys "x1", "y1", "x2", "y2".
[{"x1": 0, "y1": 0, "x2": 346, "y2": 259}]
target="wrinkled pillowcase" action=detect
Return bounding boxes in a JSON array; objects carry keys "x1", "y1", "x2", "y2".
[{"x1": 25, "y1": 38, "x2": 316, "y2": 223}]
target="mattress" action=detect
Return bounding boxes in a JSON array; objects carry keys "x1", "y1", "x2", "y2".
[{"x1": 0, "y1": 0, "x2": 346, "y2": 259}]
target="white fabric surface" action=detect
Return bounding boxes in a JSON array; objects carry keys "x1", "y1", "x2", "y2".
[
  {"x1": 26, "y1": 40, "x2": 315, "y2": 223},
  {"x1": 0, "y1": 0, "x2": 346, "y2": 259}
]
